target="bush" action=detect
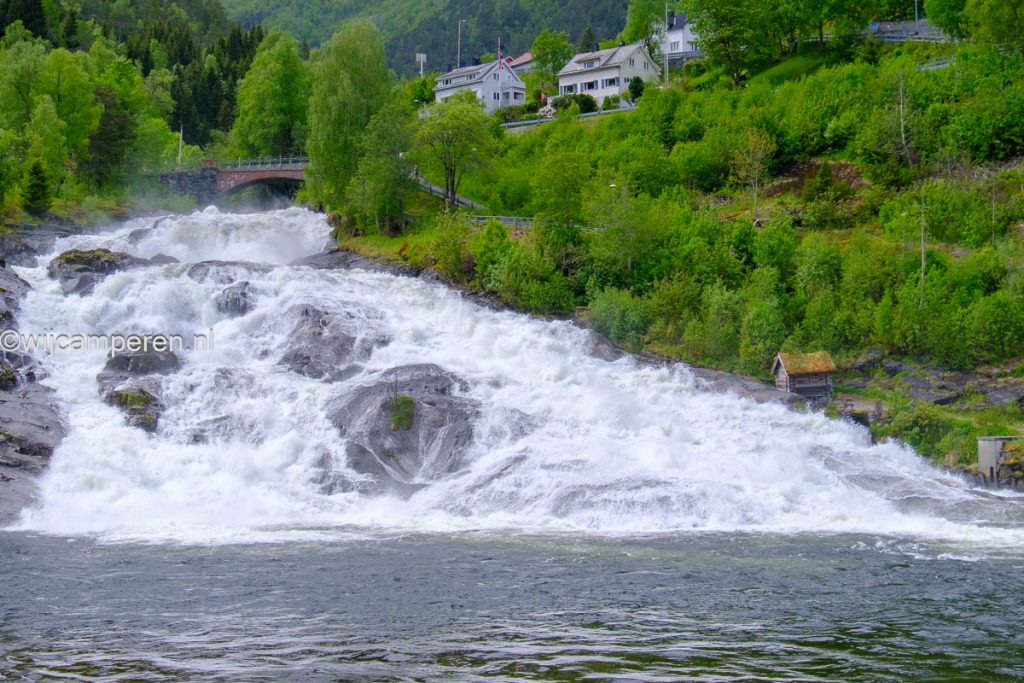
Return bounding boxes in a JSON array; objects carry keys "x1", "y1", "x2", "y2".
[
  {"x1": 487, "y1": 242, "x2": 576, "y2": 315},
  {"x1": 432, "y1": 212, "x2": 474, "y2": 281},
  {"x1": 586, "y1": 287, "x2": 651, "y2": 351},
  {"x1": 602, "y1": 95, "x2": 621, "y2": 111},
  {"x1": 550, "y1": 93, "x2": 598, "y2": 114}
]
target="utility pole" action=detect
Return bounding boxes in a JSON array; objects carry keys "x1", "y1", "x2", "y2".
[
  {"x1": 664, "y1": 2, "x2": 669, "y2": 84},
  {"x1": 915, "y1": 0, "x2": 920, "y2": 31},
  {"x1": 456, "y1": 19, "x2": 467, "y2": 68}
]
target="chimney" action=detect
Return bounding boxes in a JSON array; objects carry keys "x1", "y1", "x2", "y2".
[
  {"x1": 619, "y1": 40, "x2": 625, "y2": 47},
  {"x1": 593, "y1": 42, "x2": 599, "y2": 52},
  {"x1": 668, "y1": 10, "x2": 675, "y2": 28},
  {"x1": 446, "y1": 63, "x2": 453, "y2": 73},
  {"x1": 473, "y1": 56, "x2": 481, "y2": 66}
]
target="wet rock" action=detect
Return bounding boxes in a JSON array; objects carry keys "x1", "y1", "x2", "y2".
[
  {"x1": 0, "y1": 383, "x2": 66, "y2": 470},
  {"x1": 0, "y1": 265, "x2": 30, "y2": 330},
  {"x1": 214, "y1": 281, "x2": 256, "y2": 317},
  {"x1": 689, "y1": 366, "x2": 801, "y2": 406},
  {"x1": 149, "y1": 253, "x2": 179, "y2": 265},
  {"x1": 277, "y1": 305, "x2": 387, "y2": 382},
  {"x1": 186, "y1": 260, "x2": 274, "y2": 284},
  {"x1": 291, "y1": 249, "x2": 420, "y2": 277},
  {"x1": 326, "y1": 364, "x2": 480, "y2": 496},
  {"x1": 102, "y1": 379, "x2": 163, "y2": 433},
  {"x1": 97, "y1": 351, "x2": 181, "y2": 433},
  {"x1": 103, "y1": 350, "x2": 181, "y2": 375},
  {"x1": 47, "y1": 248, "x2": 151, "y2": 296},
  {"x1": 587, "y1": 330, "x2": 626, "y2": 363},
  {"x1": 0, "y1": 226, "x2": 77, "y2": 267}
]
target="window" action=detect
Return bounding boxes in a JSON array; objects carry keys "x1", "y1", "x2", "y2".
[
  {"x1": 584, "y1": 59, "x2": 597, "y2": 68},
  {"x1": 562, "y1": 84, "x2": 577, "y2": 94},
  {"x1": 670, "y1": 41, "x2": 680, "y2": 51},
  {"x1": 582, "y1": 80, "x2": 598, "y2": 91},
  {"x1": 443, "y1": 79, "x2": 451, "y2": 85},
  {"x1": 602, "y1": 77, "x2": 619, "y2": 88},
  {"x1": 493, "y1": 73, "x2": 498, "y2": 80},
  {"x1": 514, "y1": 92, "x2": 523, "y2": 100},
  {"x1": 629, "y1": 58, "x2": 635, "y2": 67},
  {"x1": 643, "y1": 61, "x2": 649, "y2": 71},
  {"x1": 492, "y1": 92, "x2": 499, "y2": 101}
]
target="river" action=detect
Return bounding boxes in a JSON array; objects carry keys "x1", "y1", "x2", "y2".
[{"x1": 2, "y1": 208, "x2": 1023, "y2": 680}]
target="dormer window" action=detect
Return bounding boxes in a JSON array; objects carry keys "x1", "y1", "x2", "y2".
[{"x1": 584, "y1": 59, "x2": 597, "y2": 68}]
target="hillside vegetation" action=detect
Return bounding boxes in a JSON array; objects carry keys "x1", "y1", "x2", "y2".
[{"x1": 219, "y1": 0, "x2": 629, "y2": 73}]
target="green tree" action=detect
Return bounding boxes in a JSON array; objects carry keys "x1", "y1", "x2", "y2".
[
  {"x1": 925, "y1": 0, "x2": 968, "y2": 39},
  {"x1": 307, "y1": 19, "x2": 392, "y2": 209},
  {"x1": 413, "y1": 92, "x2": 494, "y2": 209},
  {"x1": 683, "y1": 0, "x2": 778, "y2": 85},
  {"x1": 577, "y1": 24, "x2": 598, "y2": 52},
  {"x1": 0, "y1": 31, "x2": 46, "y2": 131},
  {"x1": 965, "y1": 0, "x2": 1024, "y2": 43},
  {"x1": 0, "y1": 129, "x2": 22, "y2": 206},
  {"x1": 21, "y1": 157, "x2": 50, "y2": 216},
  {"x1": 24, "y1": 95, "x2": 65, "y2": 182},
  {"x1": 530, "y1": 29, "x2": 575, "y2": 83},
  {"x1": 731, "y1": 128, "x2": 776, "y2": 223},
  {"x1": 621, "y1": 0, "x2": 672, "y2": 58},
  {"x1": 345, "y1": 96, "x2": 415, "y2": 234},
  {"x1": 35, "y1": 48, "x2": 101, "y2": 159},
  {"x1": 232, "y1": 31, "x2": 310, "y2": 156}
]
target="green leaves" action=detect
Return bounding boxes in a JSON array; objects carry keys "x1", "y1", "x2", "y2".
[{"x1": 307, "y1": 19, "x2": 392, "y2": 210}]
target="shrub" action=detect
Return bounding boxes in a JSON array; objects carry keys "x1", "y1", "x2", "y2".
[
  {"x1": 586, "y1": 287, "x2": 651, "y2": 351},
  {"x1": 602, "y1": 95, "x2": 621, "y2": 111},
  {"x1": 432, "y1": 212, "x2": 474, "y2": 281}
]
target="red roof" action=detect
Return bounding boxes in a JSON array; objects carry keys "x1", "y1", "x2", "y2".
[{"x1": 508, "y1": 52, "x2": 532, "y2": 67}]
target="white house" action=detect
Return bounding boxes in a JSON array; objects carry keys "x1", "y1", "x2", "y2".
[
  {"x1": 434, "y1": 59, "x2": 527, "y2": 113},
  {"x1": 556, "y1": 43, "x2": 661, "y2": 105},
  {"x1": 662, "y1": 10, "x2": 700, "y2": 58}
]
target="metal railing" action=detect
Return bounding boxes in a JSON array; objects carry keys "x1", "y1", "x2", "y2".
[{"x1": 220, "y1": 156, "x2": 309, "y2": 170}]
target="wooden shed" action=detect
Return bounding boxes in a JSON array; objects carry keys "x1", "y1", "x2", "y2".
[{"x1": 771, "y1": 351, "x2": 837, "y2": 401}]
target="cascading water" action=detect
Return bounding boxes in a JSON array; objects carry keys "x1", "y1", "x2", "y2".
[{"x1": 8, "y1": 207, "x2": 1024, "y2": 544}]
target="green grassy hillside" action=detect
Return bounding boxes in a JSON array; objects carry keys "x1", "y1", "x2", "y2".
[{"x1": 219, "y1": 0, "x2": 629, "y2": 73}]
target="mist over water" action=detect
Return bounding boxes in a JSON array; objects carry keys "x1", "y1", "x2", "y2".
[{"x1": 8, "y1": 207, "x2": 1024, "y2": 545}]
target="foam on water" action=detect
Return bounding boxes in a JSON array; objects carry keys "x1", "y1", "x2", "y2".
[{"x1": 9, "y1": 207, "x2": 1024, "y2": 544}]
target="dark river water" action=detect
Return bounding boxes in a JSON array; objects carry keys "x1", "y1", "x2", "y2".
[{"x1": 2, "y1": 531, "x2": 1022, "y2": 681}]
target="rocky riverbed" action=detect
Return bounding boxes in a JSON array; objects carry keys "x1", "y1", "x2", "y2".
[{"x1": 0, "y1": 222, "x2": 802, "y2": 524}]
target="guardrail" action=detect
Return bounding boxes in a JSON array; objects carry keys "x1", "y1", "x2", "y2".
[{"x1": 220, "y1": 156, "x2": 309, "y2": 170}]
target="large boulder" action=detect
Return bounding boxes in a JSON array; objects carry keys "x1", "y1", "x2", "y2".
[
  {"x1": 326, "y1": 364, "x2": 480, "y2": 496},
  {"x1": 102, "y1": 379, "x2": 163, "y2": 433},
  {"x1": 0, "y1": 383, "x2": 66, "y2": 470},
  {"x1": 214, "y1": 280, "x2": 256, "y2": 317},
  {"x1": 97, "y1": 350, "x2": 181, "y2": 432},
  {"x1": 277, "y1": 305, "x2": 387, "y2": 382},
  {"x1": 47, "y1": 248, "x2": 152, "y2": 296},
  {"x1": 0, "y1": 265, "x2": 30, "y2": 330},
  {"x1": 186, "y1": 260, "x2": 273, "y2": 284},
  {"x1": 103, "y1": 350, "x2": 181, "y2": 375}
]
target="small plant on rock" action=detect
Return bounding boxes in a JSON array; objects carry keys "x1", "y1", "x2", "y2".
[{"x1": 390, "y1": 395, "x2": 415, "y2": 431}]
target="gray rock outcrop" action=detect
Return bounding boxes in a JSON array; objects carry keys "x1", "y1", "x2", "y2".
[
  {"x1": 97, "y1": 350, "x2": 181, "y2": 433},
  {"x1": 277, "y1": 305, "x2": 387, "y2": 382},
  {"x1": 214, "y1": 281, "x2": 256, "y2": 317},
  {"x1": 325, "y1": 364, "x2": 480, "y2": 496},
  {"x1": 47, "y1": 248, "x2": 152, "y2": 295}
]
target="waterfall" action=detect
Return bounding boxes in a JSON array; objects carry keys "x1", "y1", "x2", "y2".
[{"x1": 9, "y1": 207, "x2": 1023, "y2": 544}]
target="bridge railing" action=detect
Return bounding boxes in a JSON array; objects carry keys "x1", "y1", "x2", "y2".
[{"x1": 220, "y1": 156, "x2": 309, "y2": 170}]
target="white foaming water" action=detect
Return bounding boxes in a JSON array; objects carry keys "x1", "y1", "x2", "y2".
[{"x1": 9, "y1": 207, "x2": 1024, "y2": 544}]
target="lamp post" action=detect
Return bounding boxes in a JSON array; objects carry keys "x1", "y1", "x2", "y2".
[{"x1": 457, "y1": 19, "x2": 467, "y2": 68}]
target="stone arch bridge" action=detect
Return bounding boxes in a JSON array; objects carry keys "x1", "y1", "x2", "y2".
[{"x1": 159, "y1": 157, "x2": 308, "y2": 203}]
